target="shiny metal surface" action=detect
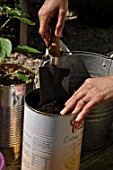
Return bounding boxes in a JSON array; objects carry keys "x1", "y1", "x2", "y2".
[
  {"x1": 46, "y1": 51, "x2": 113, "y2": 150},
  {"x1": 0, "y1": 64, "x2": 34, "y2": 164},
  {"x1": 0, "y1": 85, "x2": 28, "y2": 146}
]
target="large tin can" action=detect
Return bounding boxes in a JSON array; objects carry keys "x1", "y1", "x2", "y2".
[{"x1": 21, "y1": 89, "x2": 84, "y2": 170}]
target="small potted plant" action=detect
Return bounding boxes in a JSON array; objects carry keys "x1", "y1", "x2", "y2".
[
  {"x1": 0, "y1": 5, "x2": 40, "y2": 166},
  {"x1": 0, "y1": 62, "x2": 35, "y2": 165}
]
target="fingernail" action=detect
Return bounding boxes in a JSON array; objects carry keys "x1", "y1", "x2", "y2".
[
  {"x1": 75, "y1": 117, "x2": 79, "y2": 121},
  {"x1": 60, "y1": 109, "x2": 65, "y2": 115},
  {"x1": 72, "y1": 112, "x2": 76, "y2": 115},
  {"x1": 56, "y1": 31, "x2": 61, "y2": 38},
  {"x1": 75, "y1": 116, "x2": 81, "y2": 122},
  {"x1": 72, "y1": 110, "x2": 78, "y2": 115}
]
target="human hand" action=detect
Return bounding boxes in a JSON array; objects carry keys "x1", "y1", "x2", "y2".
[
  {"x1": 60, "y1": 76, "x2": 113, "y2": 122},
  {"x1": 38, "y1": 0, "x2": 68, "y2": 47}
]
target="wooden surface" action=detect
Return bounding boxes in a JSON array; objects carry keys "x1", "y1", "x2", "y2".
[
  {"x1": 6, "y1": 126, "x2": 113, "y2": 170},
  {"x1": 80, "y1": 145, "x2": 113, "y2": 170},
  {"x1": 80, "y1": 125, "x2": 113, "y2": 170}
]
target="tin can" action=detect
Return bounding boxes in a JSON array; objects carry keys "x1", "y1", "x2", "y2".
[
  {"x1": 0, "y1": 64, "x2": 34, "y2": 165},
  {"x1": 21, "y1": 89, "x2": 84, "y2": 170}
]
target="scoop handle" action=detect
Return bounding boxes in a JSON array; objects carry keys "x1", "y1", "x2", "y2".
[{"x1": 48, "y1": 13, "x2": 60, "y2": 58}]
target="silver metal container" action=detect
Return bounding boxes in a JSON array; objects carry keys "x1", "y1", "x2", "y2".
[
  {"x1": 46, "y1": 51, "x2": 113, "y2": 150},
  {"x1": 21, "y1": 89, "x2": 84, "y2": 170},
  {"x1": 0, "y1": 64, "x2": 34, "y2": 165},
  {"x1": 82, "y1": 101, "x2": 113, "y2": 150}
]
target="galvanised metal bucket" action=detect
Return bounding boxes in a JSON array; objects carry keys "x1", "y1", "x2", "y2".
[
  {"x1": 48, "y1": 51, "x2": 113, "y2": 150},
  {"x1": 82, "y1": 101, "x2": 113, "y2": 150},
  {"x1": 21, "y1": 89, "x2": 84, "y2": 170},
  {"x1": 0, "y1": 64, "x2": 34, "y2": 165}
]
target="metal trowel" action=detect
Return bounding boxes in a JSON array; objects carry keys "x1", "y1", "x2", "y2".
[{"x1": 39, "y1": 14, "x2": 70, "y2": 105}]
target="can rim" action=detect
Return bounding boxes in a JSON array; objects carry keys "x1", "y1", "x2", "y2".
[
  {"x1": 24, "y1": 88, "x2": 77, "y2": 117},
  {"x1": 25, "y1": 100, "x2": 72, "y2": 117}
]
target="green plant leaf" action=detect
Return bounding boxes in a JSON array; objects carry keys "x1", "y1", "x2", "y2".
[
  {"x1": 2, "y1": 6, "x2": 11, "y2": 13},
  {"x1": 16, "y1": 45, "x2": 42, "y2": 54},
  {"x1": 14, "y1": 16, "x2": 35, "y2": 25},
  {"x1": 10, "y1": 9, "x2": 22, "y2": 16},
  {"x1": 15, "y1": 72, "x2": 30, "y2": 83},
  {"x1": 0, "y1": 38, "x2": 12, "y2": 58},
  {"x1": 0, "y1": 6, "x2": 3, "y2": 12}
]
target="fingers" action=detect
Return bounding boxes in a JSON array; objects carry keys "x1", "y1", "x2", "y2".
[
  {"x1": 60, "y1": 89, "x2": 87, "y2": 116},
  {"x1": 74, "y1": 100, "x2": 95, "y2": 122},
  {"x1": 60, "y1": 98, "x2": 78, "y2": 115},
  {"x1": 60, "y1": 98, "x2": 93, "y2": 122},
  {"x1": 60, "y1": 97, "x2": 88, "y2": 117},
  {"x1": 38, "y1": 9, "x2": 51, "y2": 47},
  {"x1": 38, "y1": 0, "x2": 68, "y2": 46},
  {"x1": 60, "y1": 73, "x2": 113, "y2": 122},
  {"x1": 65, "y1": 89, "x2": 86, "y2": 106},
  {"x1": 39, "y1": 10, "x2": 66, "y2": 46},
  {"x1": 60, "y1": 89, "x2": 104, "y2": 122},
  {"x1": 72, "y1": 98, "x2": 89, "y2": 114},
  {"x1": 55, "y1": 8, "x2": 67, "y2": 37},
  {"x1": 39, "y1": 22, "x2": 50, "y2": 47}
]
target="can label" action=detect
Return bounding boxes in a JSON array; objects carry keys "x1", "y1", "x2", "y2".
[
  {"x1": 11, "y1": 85, "x2": 25, "y2": 106},
  {"x1": 22, "y1": 104, "x2": 84, "y2": 170}
]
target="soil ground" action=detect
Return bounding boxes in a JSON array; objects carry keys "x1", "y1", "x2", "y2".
[
  {"x1": 28, "y1": 18, "x2": 113, "y2": 57},
  {"x1": 1, "y1": 16, "x2": 113, "y2": 56}
]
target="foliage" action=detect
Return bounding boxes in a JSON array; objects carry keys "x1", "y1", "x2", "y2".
[
  {"x1": 0, "y1": 69, "x2": 31, "y2": 84},
  {"x1": 16, "y1": 45, "x2": 42, "y2": 54},
  {"x1": 15, "y1": 71, "x2": 30, "y2": 83},
  {"x1": 0, "y1": 38, "x2": 12, "y2": 58},
  {"x1": 0, "y1": 5, "x2": 35, "y2": 31},
  {"x1": 0, "y1": 1, "x2": 38, "y2": 83},
  {"x1": 0, "y1": 5, "x2": 42, "y2": 59},
  {"x1": 0, "y1": 0, "x2": 20, "y2": 8}
]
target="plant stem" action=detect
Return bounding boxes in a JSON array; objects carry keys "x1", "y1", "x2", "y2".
[{"x1": 0, "y1": 18, "x2": 12, "y2": 31}]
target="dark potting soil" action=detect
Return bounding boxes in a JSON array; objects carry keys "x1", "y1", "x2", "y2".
[
  {"x1": 36, "y1": 94, "x2": 71, "y2": 114},
  {"x1": 0, "y1": 69, "x2": 26, "y2": 85},
  {"x1": 28, "y1": 19, "x2": 113, "y2": 56},
  {"x1": 36, "y1": 102, "x2": 63, "y2": 115},
  {"x1": 0, "y1": 67, "x2": 34, "y2": 86}
]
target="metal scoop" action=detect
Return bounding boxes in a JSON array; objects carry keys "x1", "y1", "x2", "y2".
[
  {"x1": 39, "y1": 65, "x2": 70, "y2": 105},
  {"x1": 39, "y1": 14, "x2": 70, "y2": 105}
]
